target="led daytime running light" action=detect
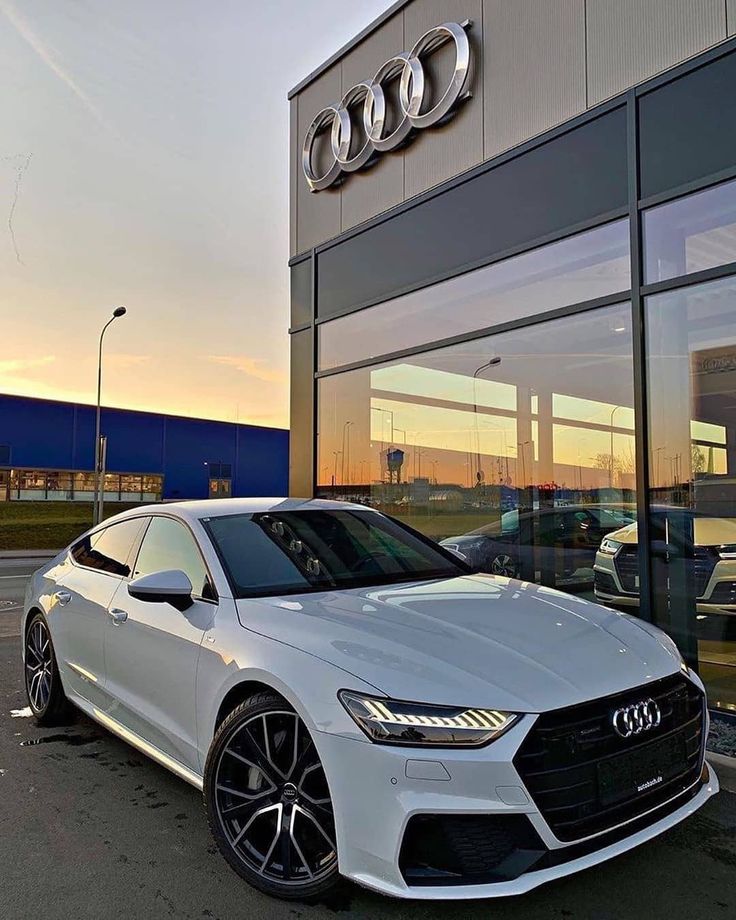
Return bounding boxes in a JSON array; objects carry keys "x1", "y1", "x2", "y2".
[{"x1": 339, "y1": 691, "x2": 518, "y2": 747}]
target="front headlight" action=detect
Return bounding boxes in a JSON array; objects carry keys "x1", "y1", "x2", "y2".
[
  {"x1": 718, "y1": 544, "x2": 736, "y2": 559},
  {"x1": 339, "y1": 691, "x2": 519, "y2": 747},
  {"x1": 599, "y1": 537, "x2": 623, "y2": 556}
]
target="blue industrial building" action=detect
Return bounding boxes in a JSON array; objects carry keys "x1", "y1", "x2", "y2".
[{"x1": 0, "y1": 393, "x2": 289, "y2": 503}]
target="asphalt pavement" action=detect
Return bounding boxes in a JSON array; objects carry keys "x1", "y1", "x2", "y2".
[{"x1": 1, "y1": 558, "x2": 735, "y2": 920}]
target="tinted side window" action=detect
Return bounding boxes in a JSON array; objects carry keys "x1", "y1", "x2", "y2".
[
  {"x1": 71, "y1": 519, "x2": 146, "y2": 577},
  {"x1": 134, "y1": 517, "x2": 210, "y2": 597}
]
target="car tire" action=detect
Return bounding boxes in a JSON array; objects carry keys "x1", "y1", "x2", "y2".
[
  {"x1": 24, "y1": 612, "x2": 72, "y2": 726},
  {"x1": 204, "y1": 692, "x2": 341, "y2": 902},
  {"x1": 490, "y1": 553, "x2": 520, "y2": 578}
]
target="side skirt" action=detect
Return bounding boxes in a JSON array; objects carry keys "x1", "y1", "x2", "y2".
[{"x1": 69, "y1": 693, "x2": 204, "y2": 790}]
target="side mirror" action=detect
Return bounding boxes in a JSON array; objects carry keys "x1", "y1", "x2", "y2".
[
  {"x1": 446, "y1": 547, "x2": 468, "y2": 562},
  {"x1": 128, "y1": 569, "x2": 194, "y2": 611}
]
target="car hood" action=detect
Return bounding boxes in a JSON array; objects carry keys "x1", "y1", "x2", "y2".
[
  {"x1": 236, "y1": 575, "x2": 682, "y2": 713},
  {"x1": 607, "y1": 517, "x2": 736, "y2": 546}
]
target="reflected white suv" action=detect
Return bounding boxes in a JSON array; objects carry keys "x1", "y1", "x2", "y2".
[
  {"x1": 594, "y1": 516, "x2": 736, "y2": 614},
  {"x1": 23, "y1": 499, "x2": 717, "y2": 901}
]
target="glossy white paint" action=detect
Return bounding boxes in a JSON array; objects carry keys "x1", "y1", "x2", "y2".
[{"x1": 22, "y1": 498, "x2": 719, "y2": 900}]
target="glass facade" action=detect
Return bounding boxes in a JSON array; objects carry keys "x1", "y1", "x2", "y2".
[
  {"x1": 299, "y1": 47, "x2": 736, "y2": 722},
  {"x1": 318, "y1": 301, "x2": 636, "y2": 599},
  {"x1": 645, "y1": 275, "x2": 736, "y2": 713},
  {"x1": 643, "y1": 176, "x2": 736, "y2": 283},
  {"x1": 319, "y1": 219, "x2": 631, "y2": 371},
  {"x1": 2, "y1": 468, "x2": 163, "y2": 502},
  {"x1": 313, "y1": 178, "x2": 736, "y2": 716}
]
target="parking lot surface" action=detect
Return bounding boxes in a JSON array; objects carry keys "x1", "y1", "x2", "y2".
[{"x1": 1, "y1": 561, "x2": 735, "y2": 920}]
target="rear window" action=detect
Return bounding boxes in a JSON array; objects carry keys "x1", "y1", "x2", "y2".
[{"x1": 71, "y1": 518, "x2": 146, "y2": 576}]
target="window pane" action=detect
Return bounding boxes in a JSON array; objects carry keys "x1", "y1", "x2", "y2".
[
  {"x1": 646, "y1": 275, "x2": 736, "y2": 713},
  {"x1": 317, "y1": 302, "x2": 636, "y2": 600},
  {"x1": 643, "y1": 178, "x2": 736, "y2": 283},
  {"x1": 72, "y1": 518, "x2": 146, "y2": 576},
  {"x1": 318, "y1": 220, "x2": 630, "y2": 371},
  {"x1": 134, "y1": 516, "x2": 209, "y2": 597}
]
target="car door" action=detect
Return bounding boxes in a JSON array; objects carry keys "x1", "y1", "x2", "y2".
[
  {"x1": 52, "y1": 518, "x2": 147, "y2": 709},
  {"x1": 103, "y1": 515, "x2": 217, "y2": 772}
]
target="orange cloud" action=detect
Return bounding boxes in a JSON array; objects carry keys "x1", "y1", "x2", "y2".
[{"x1": 205, "y1": 355, "x2": 285, "y2": 384}]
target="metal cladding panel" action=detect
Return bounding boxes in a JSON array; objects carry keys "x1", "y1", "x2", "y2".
[
  {"x1": 586, "y1": 0, "x2": 727, "y2": 105},
  {"x1": 0, "y1": 395, "x2": 76, "y2": 469},
  {"x1": 86, "y1": 407, "x2": 164, "y2": 473},
  {"x1": 289, "y1": 328, "x2": 314, "y2": 498},
  {"x1": 296, "y1": 64, "x2": 342, "y2": 255},
  {"x1": 340, "y1": 11, "x2": 405, "y2": 232},
  {"x1": 291, "y1": 258, "x2": 312, "y2": 328},
  {"x1": 317, "y1": 106, "x2": 627, "y2": 319},
  {"x1": 0, "y1": 394, "x2": 288, "y2": 500},
  {"x1": 638, "y1": 48, "x2": 736, "y2": 199},
  {"x1": 730, "y1": 0, "x2": 736, "y2": 36},
  {"x1": 402, "y1": 0, "x2": 484, "y2": 200},
  {"x1": 235, "y1": 426, "x2": 290, "y2": 498},
  {"x1": 290, "y1": 97, "x2": 299, "y2": 258},
  {"x1": 483, "y1": 0, "x2": 586, "y2": 159}
]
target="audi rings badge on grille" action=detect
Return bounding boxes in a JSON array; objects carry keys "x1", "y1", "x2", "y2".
[
  {"x1": 302, "y1": 20, "x2": 473, "y2": 192},
  {"x1": 611, "y1": 699, "x2": 662, "y2": 738}
]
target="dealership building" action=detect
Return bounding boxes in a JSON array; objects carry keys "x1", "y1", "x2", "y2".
[
  {"x1": 288, "y1": 1, "x2": 736, "y2": 718},
  {"x1": 0, "y1": 393, "x2": 288, "y2": 503}
]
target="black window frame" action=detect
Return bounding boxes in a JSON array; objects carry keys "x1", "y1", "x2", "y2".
[{"x1": 69, "y1": 516, "x2": 148, "y2": 580}]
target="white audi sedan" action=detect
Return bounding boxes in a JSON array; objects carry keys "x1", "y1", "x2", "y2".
[{"x1": 22, "y1": 498, "x2": 718, "y2": 901}]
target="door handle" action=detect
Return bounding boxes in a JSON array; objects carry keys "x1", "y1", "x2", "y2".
[
  {"x1": 55, "y1": 591, "x2": 72, "y2": 607},
  {"x1": 108, "y1": 608, "x2": 128, "y2": 625}
]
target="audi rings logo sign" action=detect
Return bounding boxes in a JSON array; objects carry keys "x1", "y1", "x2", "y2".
[
  {"x1": 302, "y1": 20, "x2": 473, "y2": 192},
  {"x1": 611, "y1": 699, "x2": 662, "y2": 739}
]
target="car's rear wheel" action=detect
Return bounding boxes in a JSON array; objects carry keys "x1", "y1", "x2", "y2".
[
  {"x1": 24, "y1": 613, "x2": 71, "y2": 725},
  {"x1": 490, "y1": 552, "x2": 519, "y2": 578},
  {"x1": 204, "y1": 692, "x2": 340, "y2": 901}
]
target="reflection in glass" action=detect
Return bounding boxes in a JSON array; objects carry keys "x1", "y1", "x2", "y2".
[
  {"x1": 319, "y1": 219, "x2": 631, "y2": 370},
  {"x1": 317, "y1": 302, "x2": 636, "y2": 599},
  {"x1": 644, "y1": 275, "x2": 736, "y2": 713},
  {"x1": 643, "y1": 177, "x2": 736, "y2": 283}
]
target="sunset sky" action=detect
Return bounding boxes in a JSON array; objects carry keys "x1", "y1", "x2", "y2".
[{"x1": 0, "y1": 0, "x2": 387, "y2": 428}]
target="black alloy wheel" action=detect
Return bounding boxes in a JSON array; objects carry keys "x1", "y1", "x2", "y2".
[
  {"x1": 490, "y1": 553, "x2": 520, "y2": 578},
  {"x1": 24, "y1": 613, "x2": 71, "y2": 725},
  {"x1": 204, "y1": 692, "x2": 340, "y2": 900}
]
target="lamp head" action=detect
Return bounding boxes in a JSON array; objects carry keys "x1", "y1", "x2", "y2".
[{"x1": 112, "y1": 306, "x2": 127, "y2": 318}]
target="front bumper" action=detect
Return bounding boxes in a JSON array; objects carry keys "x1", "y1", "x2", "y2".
[
  {"x1": 594, "y1": 553, "x2": 736, "y2": 615},
  {"x1": 313, "y1": 716, "x2": 718, "y2": 899}
]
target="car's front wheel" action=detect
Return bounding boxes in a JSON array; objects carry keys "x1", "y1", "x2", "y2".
[
  {"x1": 24, "y1": 612, "x2": 71, "y2": 725},
  {"x1": 204, "y1": 692, "x2": 340, "y2": 901}
]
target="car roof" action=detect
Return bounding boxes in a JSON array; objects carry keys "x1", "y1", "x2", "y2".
[{"x1": 105, "y1": 497, "x2": 374, "y2": 527}]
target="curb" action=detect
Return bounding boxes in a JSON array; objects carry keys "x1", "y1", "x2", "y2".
[{"x1": 707, "y1": 751, "x2": 736, "y2": 794}]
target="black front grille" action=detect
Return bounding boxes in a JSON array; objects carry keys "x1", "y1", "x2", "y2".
[
  {"x1": 594, "y1": 571, "x2": 618, "y2": 595},
  {"x1": 615, "y1": 545, "x2": 717, "y2": 596},
  {"x1": 613, "y1": 546, "x2": 640, "y2": 593},
  {"x1": 399, "y1": 814, "x2": 545, "y2": 885},
  {"x1": 514, "y1": 674, "x2": 705, "y2": 842},
  {"x1": 708, "y1": 581, "x2": 736, "y2": 605}
]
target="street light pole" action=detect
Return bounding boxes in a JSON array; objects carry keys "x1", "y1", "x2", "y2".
[
  {"x1": 472, "y1": 357, "x2": 501, "y2": 487},
  {"x1": 93, "y1": 306, "x2": 127, "y2": 525}
]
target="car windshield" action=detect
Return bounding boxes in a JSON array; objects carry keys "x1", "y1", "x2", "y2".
[
  {"x1": 202, "y1": 509, "x2": 468, "y2": 598},
  {"x1": 587, "y1": 507, "x2": 636, "y2": 527}
]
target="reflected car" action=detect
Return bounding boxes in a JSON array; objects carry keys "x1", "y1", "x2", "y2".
[
  {"x1": 441, "y1": 505, "x2": 636, "y2": 582},
  {"x1": 594, "y1": 513, "x2": 736, "y2": 614},
  {"x1": 22, "y1": 499, "x2": 716, "y2": 901}
]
